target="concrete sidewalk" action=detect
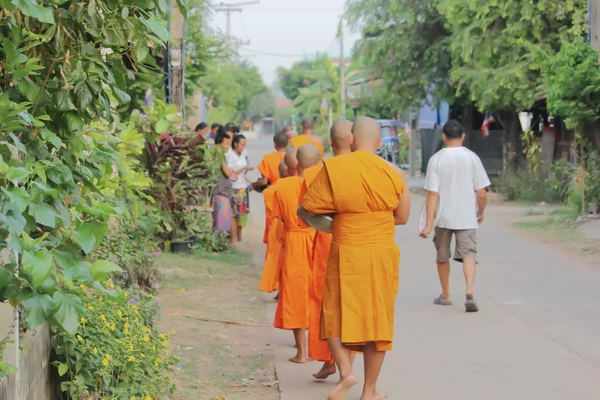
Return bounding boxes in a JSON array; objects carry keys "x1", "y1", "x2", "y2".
[{"x1": 246, "y1": 136, "x2": 600, "y2": 400}]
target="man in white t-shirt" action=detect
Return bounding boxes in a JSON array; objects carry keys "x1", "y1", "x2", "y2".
[{"x1": 420, "y1": 120, "x2": 491, "y2": 312}]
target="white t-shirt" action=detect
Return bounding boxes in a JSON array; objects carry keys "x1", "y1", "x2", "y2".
[
  {"x1": 226, "y1": 149, "x2": 249, "y2": 190},
  {"x1": 424, "y1": 147, "x2": 491, "y2": 230}
]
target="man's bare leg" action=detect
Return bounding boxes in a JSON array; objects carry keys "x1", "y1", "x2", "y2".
[
  {"x1": 463, "y1": 257, "x2": 476, "y2": 296},
  {"x1": 289, "y1": 329, "x2": 307, "y2": 363},
  {"x1": 360, "y1": 342, "x2": 387, "y2": 400},
  {"x1": 326, "y1": 338, "x2": 358, "y2": 399},
  {"x1": 463, "y1": 257, "x2": 479, "y2": 312},
  {"x1": 437, "y1": 261, "x2": 451, "y2": 301},
  {"x1": 313, "y1": 361, "x2": 336, "y2": 380}
]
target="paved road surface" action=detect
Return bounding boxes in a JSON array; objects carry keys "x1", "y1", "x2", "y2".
[{"x1": 244, "y1": 135, "x2": 600, "y2": 400}]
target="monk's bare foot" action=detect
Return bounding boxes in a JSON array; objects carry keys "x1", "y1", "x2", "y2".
[
  {"x1": 288, "y1": 355, "x2": 307, "y2": 364},
  {"x1": 327, "y1": 375, "x2": 359, "y2": 400},
  {"x1": 313, "y1": 362, "x2": 336, "y2": 380},
  {"x1": 360, "y1": 393, "x2": 388, "y2": 400}
]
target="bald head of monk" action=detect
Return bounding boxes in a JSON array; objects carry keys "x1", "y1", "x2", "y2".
[
  {"x1": 351, "y1": 117, "x2": 382, "y2": 153},
  {"x1": 329, "y1": 119, "x2": 353, "y2": 156},
  {"x1": 273, "y1": 131, "x2": 289, "y2": 151},
  {"x1": 286, "y1": 130, "x2": 299, "y2": 140},
  {"x1": 284, "y1": 147, "x2": 298, "y2": 176},
  {"x1": 296, "y1": 144, "x2": 321, "y2": 177},
  {"x1": 278, "y1": 160, "x2": 289, "y2": 179}
]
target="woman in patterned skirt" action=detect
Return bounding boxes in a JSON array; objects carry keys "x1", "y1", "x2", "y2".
[
  {"x1": 211, "y1": 128, "x2": 235, "y2": 234},
  {"x1": 226, "y1": 133, "x2": 254, "y2": 245}
]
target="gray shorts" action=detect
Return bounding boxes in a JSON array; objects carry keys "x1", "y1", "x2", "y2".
[{"x1": 433, "y1": 227, "x2": 477, "y2": 263}]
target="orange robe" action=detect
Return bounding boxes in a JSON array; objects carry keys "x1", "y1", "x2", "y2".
[
  {"x1": 273, "y1": 176, "x2": 316, "y2": 330},
  {"x1": 258, "y1": 151, "x2": 285, "y2": 243},
  {"x1": 299, "y1": 164, "x2": 334, "y2": 363},
  {"x1": 258, "y1": 185, "x2": 284, "y2": 293},
  {"x1": 301, "y1": 150, "x2": 404, "y2": 352},
  {"x1": 290, "y1": 135, "x2": 325, "y2": 159}
]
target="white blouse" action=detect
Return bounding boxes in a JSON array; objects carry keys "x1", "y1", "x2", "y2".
[{"x1": 226, "y1": 149, "x2": 249, "y2": 190}]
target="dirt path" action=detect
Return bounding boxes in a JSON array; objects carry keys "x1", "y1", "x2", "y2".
[{"x1": 156, "y1": 251, "x2": 279, "y2": 400}]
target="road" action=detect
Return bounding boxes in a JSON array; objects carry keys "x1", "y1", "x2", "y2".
[{"x1": 244, "y1": 134, "x2": 600, "y2": 400}]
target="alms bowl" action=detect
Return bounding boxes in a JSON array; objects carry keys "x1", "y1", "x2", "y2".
[{"x1": 307, "y1": 214, "x2": 334, "y2": 233}]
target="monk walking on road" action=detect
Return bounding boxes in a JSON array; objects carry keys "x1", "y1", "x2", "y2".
[
  {"x1": 290, "y1": 117, "x2": 325, "y2": 159},
  {"x1": 298, "y1": 117, "x2": 411, "y2": 400},
  {"x1": 298, "y1": 120, "x2": 355, "y2": 380},
  {"x1": 258, "y1": 161, "x2": 290, "y2": 294},
  {"x1": 273, "y1": 148, "x2": 315, "y2": 363}
]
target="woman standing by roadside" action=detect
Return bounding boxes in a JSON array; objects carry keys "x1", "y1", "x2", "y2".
[
  {"x1": 211, "y1": 128, "x2": 236, "y2": 235},
  {"x1": 227, "y1": 134, "x2": 254, "y2": 245}
]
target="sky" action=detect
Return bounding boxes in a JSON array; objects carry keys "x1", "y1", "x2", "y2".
[{"x1": 210, "y1": 0, "x2": 362, "y2": 87}]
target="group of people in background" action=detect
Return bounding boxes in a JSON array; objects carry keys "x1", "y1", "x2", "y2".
[{"x1": 195, "y1": 122, "x2": 253, "y2": 247}]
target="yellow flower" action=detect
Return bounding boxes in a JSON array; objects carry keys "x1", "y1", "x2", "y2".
[
  {"x1": 131, "y1": 397, "x2": 136, "y2": 400},
  {"x1": 141, "y1": 354, "x2": 145, "y2": 358},
  {"x1": 80, "y1": 317, "x2": 86, "y2": 324},
  {"x1": 102, "y1": 358, "x2": 109, "y2": 367},
  {"x1": 143, "y1": 336, "x2": 150, "y2": 343},
  {"x1": 128, "y1": 356, "x2": 136, "y2": 362},
  {"x1": 165, "y1": 349, "x2": 170, "y2": 356},
  {"x1": 77, "y1": 335, "x2": 83, "y2": 342},
  {"x1": 159, "y1": 333, "x2": 165, "y2": 339},
  {"x1": 154, "y1": 357, "x2": 163, "y2": 367},
  {"x1": 129, "y1": 344, "x2": 134, "y2": 352},
  {"x1": 109, "y1": 322, "x2": 116, "y2": 331},
  {"x1": 170, "y1": 330, "x2": 176, "y2": 335},
  {"x1": 105, "y1": 354, "x2": 113, "y2": 361},
  {"x1": 163, "y1": 340, "x2": 170, "y2": 347},
  {"x1": 117, "y1": 310, "x2": 123, "y2": 317},
  {"x1": 144, "y1": 395, "x2": 152, "y2": 400},
  {"x1": 144, "y1": 326, "x2": 151, "y2": 333},
  {"x1": 99, "y1": 314, "x2": 107, "y2": 322},
  {"x1": 88, "y1": 305, "x2": 94, "y2": 311},
  {"x1": 93, "y1": 347, "x2": 98, "y2": 354},
  {"x1": 79, "y1": 283, "x2": 87, "y2": 291}
]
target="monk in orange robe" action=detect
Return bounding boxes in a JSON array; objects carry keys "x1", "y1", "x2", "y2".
[
  {"x1": 252, "y1": 132, "x2": 289, "y2": 244},
  {"x1": 273, "y1": 147, "x2": 316, "y2": 363},
  {"x1": 290, "y1": 117, "x2": 325, "y2": 159},
  {"x1": 258, "y1": 162, "x2": 290, "y2": 294},
  {"x1": 299, "y1": 120, "x2": 355, "y2": 381},
  {"x1": 298, "y1": 117, "x2": 411, "y2": 400}
]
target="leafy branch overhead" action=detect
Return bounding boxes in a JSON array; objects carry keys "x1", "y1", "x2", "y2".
[{"x1": 0, "y1": 0, "x2": 177, "y2": 335}]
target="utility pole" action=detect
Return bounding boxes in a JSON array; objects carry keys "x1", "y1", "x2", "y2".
[
  {"x1": 214, "y1": 1, "x2": 259, "y2": 50},
  {"x1": 409, "y1": 109, "x2": 419, "y2": 177},
  {"x1": 339, "y1": 16, "x2": 346, "y2": 118},
  {"x1": 231, "y1": 38, "x2": 251, "y2": 66},
  {"x1": 591, "y1": 0, "x2": 600, "y2": 52}
]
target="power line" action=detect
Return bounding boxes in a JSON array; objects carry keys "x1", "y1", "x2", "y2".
[
  {"x1": 244, "y1": 6, "x2": 341, "y2": 12},
  {"x1": 239, "y1": 48, "x2": 308, "y2": 58}
]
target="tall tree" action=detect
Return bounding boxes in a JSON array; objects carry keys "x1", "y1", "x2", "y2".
[
  {"x1": 346, "y1": 0, "x2": 453, "y2": 110},
  {"x1": 276, "y1": 55, "x2": 333, "y2": 100},
  {"x1": 438, "y1": 0, "x2": 587, "y2": 164}
]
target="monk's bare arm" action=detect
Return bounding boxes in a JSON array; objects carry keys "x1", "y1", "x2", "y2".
[{"x1": 393, "y1": 166, "x2": 411, "y2": 225}]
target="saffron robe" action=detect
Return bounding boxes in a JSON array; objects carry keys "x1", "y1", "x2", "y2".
[
  {"x1": 258, "y1": 151, "x2": 285, "y2": 243},
  {"x1": 299, "y1": 164, "x2": 334, "y2": 363},
  {"x1": 273, "y1": 176, "x2": 315, "y2": 330},
  {"x1": 258, "y1": 185, "x2": 284, "y2": 292},
  {"x1": 301, "y1": 150, "x2": 404, "y2": 352},
  {"x1": 290, "y1": 135, "x2": 325, "y2": 159}
]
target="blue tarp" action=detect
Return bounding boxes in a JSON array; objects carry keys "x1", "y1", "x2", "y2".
[{"x1": 418, "y1": 101, "x2": 449, "y2": 130}]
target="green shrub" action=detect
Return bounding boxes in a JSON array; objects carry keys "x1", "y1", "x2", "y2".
[
  {"x1": 500, "y1": 168, "x2": 564, "y2": 203},
  {"x1": 52, "y1": 285, "x2": 177, "y2": 400}
]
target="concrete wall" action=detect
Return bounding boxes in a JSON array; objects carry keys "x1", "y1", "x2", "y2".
[{"x1": 0, "y1": 322, "x2": 53, "y2": 400}]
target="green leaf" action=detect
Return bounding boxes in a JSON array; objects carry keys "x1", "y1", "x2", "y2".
[
  {"x1": 142, "y1": 18, "x2": 171, "y2": 43},
  {"x1": 90, "y1": 260, "x2": 122, "y2": 282},
  {"x1": 11, "y1": 0, "x2": 55, "y2": 24},
  {"x1": 63, "y1": 260, "x2": 91, "y2": 282},
  {"x1": 28, "y1": 203, "x2": 57, "y2": 228},
  {"x1": 7, "y1": 167, "x2": 31, "y2": 182},
  {"x1": 112, "y1": 86, "x2": 131, "y2": 105},
  {"x1": 54, "y1": 92, "x2": 76, "y2": 112},
  {"x1": 39, "y1": 128, "x2": 63, "y2": 148},
  {"x1": 57, "y1": 363, "x2": 68, "y2": 377},
  {"x1": 134, "y1": 40, "x2": 149, "y2": 63},
  {"x1": 52, "y1": 292, "x2": 83, "y2": 335},
  {"x1": 175, "y1": 0, "x2": 188, "y2": 19},
  {"x1": 2, "y1": 38, "x2": 17, "y2": 63},
  {"x1": 74, "y1": 81, "x2": 93, "y2": 109},
  {"x1": 121, "y1": 7, "x2": 129, "y2": 18},
  {"x1": 72, "y1": 221, "x2": 107, "y2": 254},
  {"x1": 21, "y1": 292, "x2": 53, "y2": 329},
  {"x1": 0, "y1": 204, "x2": 27, "y2": 236},
  {"x1": 0, "y1": 268, "x2": 12, "y2": 291},
  {"x1": 22, "y1": 250, "x2": 54, "y2": 288},
  {"x1": 2, "y1": 186, "x2": 31, "y2": 213},
  {"x1": 53, "y1": 244, "x2": 81, "y2": 270},
  {"x1": 66, "y1": 113, "x2": 84, "y2": 133},
  {"x1": 156, "y1": 119, "x2": 170, "y2": 134}
]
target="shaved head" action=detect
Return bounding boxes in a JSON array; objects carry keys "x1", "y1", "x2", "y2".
[
  {"x1": 284, "y1": 147, "x2": 298, "y2": 175},
  {"x1": 352, "y1": 117, "x2": 382, "y2": 153},
  {"x1": 330, "y1": 119, "x2": 353, "y2": 156},
  {"x1": 286, "y1": 130, "x2": 299, "y2": 140},
  {"x1": 297, "y1": 144, "x2": 321, "y2": 169},
  {"x1": 278, "y1": 160, "x2": 289, "y2": 178},
  {"x1": 273, "y1": 131, "x2": 289, "y2": 149}
]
